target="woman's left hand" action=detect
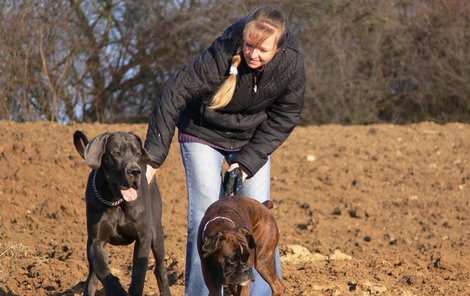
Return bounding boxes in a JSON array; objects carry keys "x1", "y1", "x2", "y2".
[{"x1": 227, "y1": 163, "x2": 248, "y2": 182}]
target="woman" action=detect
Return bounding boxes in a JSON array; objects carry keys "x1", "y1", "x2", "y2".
[{"x1": 145, "y1": 6, "x2": 305, "y2": 295}]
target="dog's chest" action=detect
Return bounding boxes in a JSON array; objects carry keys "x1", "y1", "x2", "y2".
[
  {"x1": 105, "y1": 223, "x2": 137, "y2": 245},
  {"x1": 102, "y1": 210, "x2": 140, "y2": 245}
]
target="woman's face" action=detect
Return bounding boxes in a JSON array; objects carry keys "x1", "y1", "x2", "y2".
[{"x1": 243, "y1": 33, "x2": 278, "y2": 69}]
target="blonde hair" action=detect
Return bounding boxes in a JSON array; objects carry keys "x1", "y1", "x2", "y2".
[
  {"x1": 209, "y1": 53, "x2": 242, "y2": 110},
  {"x1": 243, "y1": 6, "x2": 287, "y2": 49},
  {"x1": 209, "y1": 7, "x2": 287, "y2": 110}
]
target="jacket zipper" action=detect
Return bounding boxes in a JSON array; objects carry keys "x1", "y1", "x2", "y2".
[
  {"x1": 253, "y1": 74, "x2": 258, "y2": 93},
  {"x1": 253, "y1": 72, "x2": 258, "y2": 94},
  {"x1": 252, "y1": 66, "x2": 264, "y2": 94}
]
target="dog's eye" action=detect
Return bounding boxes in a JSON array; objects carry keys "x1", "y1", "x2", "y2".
[
  {"x1": 113, "y1": 151, "x2": 121, "y2": 157},
  {"x1": 136, "y1": 152, "x2": 141, "y2": 157}
]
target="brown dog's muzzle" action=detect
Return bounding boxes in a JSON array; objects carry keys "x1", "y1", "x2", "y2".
[{"x1": 223, "y1": 264, "x2": 254, "y2": 286}]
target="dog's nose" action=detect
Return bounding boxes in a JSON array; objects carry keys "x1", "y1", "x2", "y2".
[
  {"x1": 128, "y1": 166, "x2": 141, "y2": 178},
  {"x1": 243, "y1": 268, "x2": 254, "y2": 280}
]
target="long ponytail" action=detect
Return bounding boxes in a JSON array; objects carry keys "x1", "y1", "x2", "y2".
[{"x1": 209, "y1": 53, "x2": 242, "y2": 110}]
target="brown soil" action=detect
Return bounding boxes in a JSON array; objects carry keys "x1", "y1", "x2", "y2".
[{"x1": 0, "y1": 121, "x2": 469, "y2": 296}]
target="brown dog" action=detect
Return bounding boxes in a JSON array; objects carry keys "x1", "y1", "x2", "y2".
[{"x1": 197, "y1": 195, "x2": 284, "y2": 296}]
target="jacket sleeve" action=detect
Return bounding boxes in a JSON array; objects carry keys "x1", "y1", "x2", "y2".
[
  {"x1": 235, "y1": 53, "x2": 305, "y2": 177},
  {"x1": 144, "y1": 39, "x2": 229, "y2": 167}
]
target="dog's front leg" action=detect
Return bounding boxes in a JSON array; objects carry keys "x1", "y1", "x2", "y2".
[
  {"x1": 254, "y1": 254, "x2": 285, "y2": 296},
  {"x1": 84, "y1": 238, "x2": 100, "y2": 296},
  {"x1": 238, "y1": 283, "x2": 252, "y2": 296},
  {"x1": 228, "y1": 283, "x2": 252, "y2": 296},
  {"x1": 128, "y1": 237, "x2": 151, "y2": 296},
  {"x1": 83, "y1": 271, "x2": 99, "y2": 296},
  {"x1": 207, "y1": 286, "x2": 223, "y2": 296},
  {"x1": 201, "y1": 260, "x2": 223, "y2": 296},
  {"x1": 90, "y1": 240, "x2": 129, "y2": 296},
  {"x1": 151, "y1": 224, "x2": 171, "y2": 296}
]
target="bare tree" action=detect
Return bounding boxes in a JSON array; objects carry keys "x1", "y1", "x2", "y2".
[{"x1": 0, "y1": 0, "x2": 469, "y2": 124}]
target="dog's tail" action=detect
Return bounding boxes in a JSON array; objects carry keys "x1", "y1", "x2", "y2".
[
  {"x1": 262, "y1": 200, "x2": 273, "y2": 209},
  {"x1": 73, "y1": 130, "x2": 89, "y2": 160}
]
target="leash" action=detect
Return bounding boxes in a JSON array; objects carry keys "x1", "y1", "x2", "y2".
[
  {"x1": 91, "y1": 170, "x2": 124, "y2": 207},
  {"x1": 201, "y1": 168, "x2": 243, "y2": 241},
  {"x1": 223, "y1": 167, "x2": 243, "y2": 196},
  {"x1": 201, "y1": 216, "x2": 236, "y2": 241}
]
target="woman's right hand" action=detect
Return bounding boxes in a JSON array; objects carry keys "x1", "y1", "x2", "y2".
[{"x1": 146, "y1": 165, "x2": 157, "y2": 184}]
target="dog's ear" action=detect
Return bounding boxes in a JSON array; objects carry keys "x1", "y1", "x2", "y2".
[
  {"x1": 202, "y1": 232, "x2": 225, "y2": 258},
  {"x1": 73, "y1": 130, "x2": 89, "y2": 160},
  {"x1": 129, "y1": 132, "x2": 152, "y2": 165},
  {"x1": 84, "y1": 133, "x2": 111, "y2": 169},
  {"x1": 239, "y1": 227, "x2": 256, "y2": 250}
]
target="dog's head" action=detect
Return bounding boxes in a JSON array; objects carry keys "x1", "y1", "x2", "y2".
[
  {"x1": 73, "y1": 130, "x2": 151, "y2": 201},
  {"x1": 201, "y1": 227, "x2": 256, "y2": 286}
]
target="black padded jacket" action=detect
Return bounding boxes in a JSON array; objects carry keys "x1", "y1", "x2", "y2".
[{"x1": 145, "y1": 18, "x2": 305, "y2": 177}]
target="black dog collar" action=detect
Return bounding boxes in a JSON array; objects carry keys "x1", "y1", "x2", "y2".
[{"x1": 91, "y1": 170, "x2": 124, "y2": 207}]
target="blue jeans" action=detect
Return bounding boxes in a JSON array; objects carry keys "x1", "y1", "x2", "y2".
[{"x1": 180, "y1": 142, "x2": 281, "y2": 296}]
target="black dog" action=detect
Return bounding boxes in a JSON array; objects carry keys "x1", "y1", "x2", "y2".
[{"x1": 73, "y1": 130, "x2": 171, "y2": 296}]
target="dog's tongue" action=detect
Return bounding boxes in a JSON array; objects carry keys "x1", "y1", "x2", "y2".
[{"x1": 120, "y1": 188, "x2": 138, "y2": 202}]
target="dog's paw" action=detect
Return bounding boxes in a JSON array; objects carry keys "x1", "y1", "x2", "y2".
[{"x1": 103, "y1": 275, "x2": 129, "y2": 296}]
